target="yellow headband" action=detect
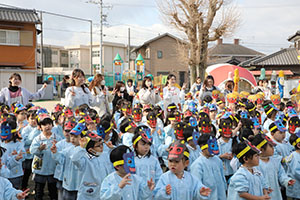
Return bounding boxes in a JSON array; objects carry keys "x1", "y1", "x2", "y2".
[
  {"x1": 187, "y1": 136, "x2": 193, "y2": 142},
  {"x1": 105, "y1": 124, "x2": 113, "y2": 133},
  {"x1": 113, "y1": 160, "x2": 124, "y2": 167},
  {"x1": 200, "y1": 144, "x2": 208, "y2": 150},
  {"x1": 125, "y1": 125, "x2": 132, "y2": 132},
  {"x1": 236, "y1": 146, "x2": 251, "y2": 159},
  {"x1": 248, "y1": 106, "x2": 256, "y2": 112},
  {"x1": 292, "y1": 138, "x2": 300, "y2": 147},
  {"x1": 269, "y1": 126, "x2": 277, "y2": 132},
  {"x1": 168, "y1": 117, "x2": 176, "y2": 121},
  {"x1": 11, "y1": 129, "x2": 17, "y2": 133},
  {"x1": 256, "y1": 139, "x2": 267, "y2": 149},
  {"x1": 184, "y1": 151, "x2": 190, "y2": 158},
  {"x1": 133, "y1": 136, "x2": 142, "y2": 146},
  {"x1": 266, "y1": 108, "x2": 274, "y2": 115},
  {"x1": 168, "y1": 105, "x2": 177, "y2": 109}
]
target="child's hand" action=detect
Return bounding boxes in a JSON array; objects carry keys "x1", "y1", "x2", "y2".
[
  {"x1": 104, "y1": 141, "x2": 115, "y2": 149},
  {"x1": 16, "y1": 188, "x2": 30, "y2": 199},
  {"x1": 50, "y1": 141, "x2": 57, "y2": 154},
  {"x1": 147, "y1": 178, "x2": 155, "y2": 191},
  {"x1": 119, "y1": 173, "x2": 132, "y2": 189},
  {"x1": 200, "y1": 187, "x2": 211, "y2": 196},
  {"x1": 39, "y1": 143, "x2": 47, "y2": 151},
  {"x1": 288, "y1": 179, "x2": 296, "y2": 186},
  {"x1": 266, "y1": 188, "x2": 273, "y2": 194},
  {"x1": 15, "y1": 151, "x2": 24, "y2": 161},
  {"x1": 11, "y1": 150, "x2": 18, "y2": 156},
  {"x1": 79, "y1": 137, "x2": 88, "y2": 148},
  {"x1": 166, "y1": 184, "x2": 172, "y2": 195},
  {"x1": 157, "y1": 129, "x2": 162, "y2": 136},
  {"x1": 258, "y1": 194, "x2": 271, "y2": 200},
  {"x1": 151, "y1": 129, "x2": 155, "y2": 135},
  {"x1": 220, "y1": 153, "x2": 233, "y2": 160}
]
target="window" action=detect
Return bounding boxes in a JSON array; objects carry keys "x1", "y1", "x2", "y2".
[
  {"x1": 52, "y1": 50, "x2": 58, "y2": 55},
  {"x1": 145, "y1": 49, "x2": 150, "y2": 59},
  {"x1": 61, "y1": 52, "x2": 68, "y2": 57},
  {"x1": 61, "y1": 64, "x2": 68, "y2": 67},
  {"x1": 92, "y1": 51, "x2": 100, "y2": 57},
  {"x1": 157, "y1": 51, "x2": 163, "y2": 59},
  {"x1": 52, "y1": 62, "x2": 58, "y2": 67},
  {"x1": 0, "y1": 29, "x2": 20, "y2": 46}
]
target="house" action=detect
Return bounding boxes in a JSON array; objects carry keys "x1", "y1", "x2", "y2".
[
  {"x1": 132, "y1": 33, "x2": 188, "y2": 86},
  {"x1": 0, "y1": 7, "x2": 41, "y2": 92},
  {"x1": 208, "y1": 39, "x2": 264, "y2": 65},
  {"x1": 239, "y1": 31, "x2": 300, "y2": 75}
]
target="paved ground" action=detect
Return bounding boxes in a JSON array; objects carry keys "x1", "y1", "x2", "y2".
[{"x1": 32, "y1": 99, "x2": 61, "y2": 112}]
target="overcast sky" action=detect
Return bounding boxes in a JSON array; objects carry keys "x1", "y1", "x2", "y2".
[{"x1": 1, "y1": 0, "x2": 300, "y2": 54}]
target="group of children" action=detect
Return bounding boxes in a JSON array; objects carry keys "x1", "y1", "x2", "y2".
[{"x1": 1, "y1": 82, "x2": 300, "y2": 200}]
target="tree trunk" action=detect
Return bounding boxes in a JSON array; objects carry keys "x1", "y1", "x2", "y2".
[{"x1": 190, "y1": 64, "x2": 197, "y2": 86}]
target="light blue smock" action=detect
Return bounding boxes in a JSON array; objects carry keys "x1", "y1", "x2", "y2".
[
  {"x1": 217, "y1": 138, "x2": 234, "y2": 176},
  {"x1": 53, "y1": 139, "x2": 72, "y2": 181},
  {"x1": 0, "y1": 176, "x2": 22, "y2": 200},
  {"x1": 285, "y1": 151, "x2": 300, "y2": 199}
]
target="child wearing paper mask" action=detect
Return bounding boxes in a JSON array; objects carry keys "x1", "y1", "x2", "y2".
[
  {"x1": 251, "y1": 133, "x2": 295, "y2": 200},
  {"x1": 190, "y1": 134, "x2": 227, "y2": 200},
  {"x1": 100, "y1": 145, "x2": 154, "y2": 200},
  {"x1": 154, "y1": 141, "x2": 211, "y2": 199},
  {"x1": 120, "y1": 117, "x2": 137, "y2": 148},
  {"x1": 227, "y1": 140, "x2": 271, "y2": 200},
  {"x1": 0, "y1": 119, "x2": 25, "y2": 189},
  {"x1": 132, "y1": 126, "x2": 163, "y2": 184}
]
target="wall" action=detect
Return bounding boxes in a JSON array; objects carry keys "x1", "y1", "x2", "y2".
[{"x1": 0, "y1": 21, "x2": 36, "y2": 69}]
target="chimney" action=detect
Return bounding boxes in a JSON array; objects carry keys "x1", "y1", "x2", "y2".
[
  {"x1": 234, "y1": 39, "x2": 240, "y2": 45},
  {"x1": 217, "y1": 38, "x2": 223, "y2": 45}
]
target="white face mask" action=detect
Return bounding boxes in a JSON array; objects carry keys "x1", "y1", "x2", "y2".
[
  {"x1": 94, "y1": 151, "x2": 102, "y2": 157},
  {"x1": 120, "y1": 87, "x2": 125, "y2": 92},
  {"x1": 146, "y1": 81, "x2": 152, "y2": 87},
  {"x1": 108, "y1": 132, "x2": 113, "y2": 138},
  {"x1": 101, "y1": 80, "x2": 105, "y2": 85}
]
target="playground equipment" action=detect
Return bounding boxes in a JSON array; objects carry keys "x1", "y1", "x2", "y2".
[
  {"x1": 135, "y1": 54, "x2": 145, "y2": 83},
  {"x1": 113, "y1": 53, "x2": 123, "y2": 85}
]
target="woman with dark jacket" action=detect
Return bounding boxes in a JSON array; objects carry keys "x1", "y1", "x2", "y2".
[{"x1": 112, "y1": 81, "x2": 134, "y2": 113}]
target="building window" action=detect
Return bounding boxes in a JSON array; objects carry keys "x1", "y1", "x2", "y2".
[
  {"x1": 92, "y1": 51, "x2": 100, "y2": 57},
  {"x1": 157, "y1": 51, "x2": 163, "y2": 59},
  {"x1": 0, "y1": 29, "x2": 20, "y2": 46},
  {"x1": 61, "y1": 52, "x2": 68, "y2": 57},
  {"x1": 145, "y1": 49, "x2": 150, "y2": 59},
  {"x1": 61, "y1": 64, "x2": 68, "y2": 67},
  {"x1": 52, "y1": 62, "x2": 58, "y2": 67},
  {"x1": 52, "y1": 50, "x2": 58, "y2": 55}
]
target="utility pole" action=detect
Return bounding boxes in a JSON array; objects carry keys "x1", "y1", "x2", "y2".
[
  {"x1": 128, "y1": 28, "x2": 130, "y2": 70},
  {"x1": 90, "y1": 20, "x2": 93, "y2": 75},
  {"x1": 99, "y1": 0, "x2": 103, "y2": 74},
  {"x1": 40, "y1": 11, "x2": 44, "y2": 81}
]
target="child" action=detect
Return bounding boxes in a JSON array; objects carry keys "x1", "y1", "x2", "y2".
[
  {"x1": 30, "y1": 113, "x2": 61, "y2": 200},
  {"x1": 51, "y1": 110, "x2": 64, "y2": 139},
  {"x1": 209, "y1": 103, "x2": 218, "y2": 125},
  {"x1": 71, "y1": 129, "x2": 112, "y2": 200},
  {"x1": 286, "y1": 133, "x2": 300, "y2": 199},
  {"x1": 218, "y1": 117, "x2": 235, "y2": 182},
  {"x1": 120, "y1": 117, "x2": 136, "y2": 148},
  {"x1": 0, "y1": 146, "x2": 29, "y2": 199},
  {"x1": 269, "y1": 121, "x2": 294, "y2": 161},
  {"x1": 263, "y1": 103, "x2": 278, "y2": 135},
  {"x1": 52, "y1": 118, "x2": 76, "y2": 200},
  {"x1": 190, "y1": 134, "x2": 227, "y2": 200},
  {"x1": 100, "y1": 145, "x2": 154, "y2": 199},
  {"x1": 20, "y1": 109, "x2": 37, "y2": 190},
  {"x1": 13, "y1": 103, "x2": 28, "y2": 133},
  {"x1": 132, "y1": 107, "x2": 144, "y2": 126},
  {"x1": 251, "y1": 133, "x2": 295, "y2": 200},
  {"x1": 227, "y1": 140, "x2": 270, "y2": 200},
  {"x1": 117, "y1": 100, "x2": 132, "y2": 131},
  {"x1": 132, "y1": 126, "x2": 163, "y2": 183},
  {"x1": 154, "y1": 141, "x2": 211, "y2": 199},
  {"x1": 147, "y1": 111, "x2": 165, "y2": 156},
  {"x1": 0, "y1": 119, "x2": 25, "y2": 189}
]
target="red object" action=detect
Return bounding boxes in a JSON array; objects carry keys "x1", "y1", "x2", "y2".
[{"x1": 206, "y1": 64, "x2": 257, "y2": 87}]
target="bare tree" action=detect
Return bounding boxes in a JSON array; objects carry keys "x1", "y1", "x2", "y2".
[{"x1": 157, "y1": 0, "x2": 240, "y2": 84}]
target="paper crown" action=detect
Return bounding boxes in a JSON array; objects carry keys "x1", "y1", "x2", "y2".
[
  {"x1": 168, "y1": 141, "x2": 189, "y2": 161},
  {"x1": 239, "y1": 91, "x2": 250, "y2": 99},
  {"x1": 248, "y1": 95, "x2": 257, "y2": 103},
  {"x1": 270, "y1": 94, "x2": 281, "y2": 105},
  {"x1": 212, "y1": 90, "x2": 220, "y2": 99},
  {"x1": 227, "y1": 92, "x2": 238, "y2": 104}
]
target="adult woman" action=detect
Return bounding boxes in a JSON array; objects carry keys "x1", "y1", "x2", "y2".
[
  {"x1": 112, "y1": 81, "x2": 134, "y2": 112},
  {"x1": 163, "y1": 74, "x2": 185, "y2": 112},
  {"x1": 64, "y1": 69, "x2": 96, "y2": 109},
  {"x1": 138, "y1": 76, "x2": 161, "y2": 106},
  {"x1": 60, "y1": 75, "x2": 70, "y2": 98},
  {"x1": 0, "y1": 73, "x2": 47, "y2": 106},
  {"x1": 199, "y1": 75, "x2": 219, "y2": 100},
  {"x1": 190, "y1": 76, "x2": 202, "y2": 97},
  {"x1": 223, "y1": 80, "x2": 234, "y2": 97},
  {"x1": 89, "y1": 74, "x2": 113, "y2": 117}
]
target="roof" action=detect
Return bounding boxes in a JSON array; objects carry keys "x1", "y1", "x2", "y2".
[
  {"x1": 251, "y1": 70, "x2": 294, "y2": 76},
  {"x1": 208, "y1": 56, "x2": 241, "y2": 66},
  {"x1": 0, "y1": 7, "x2": 40, "y2": 24},
  {"x1": 247, "y1": 48, "x2": 300, "y2": 66},
  {"x1": 288, "y1": 30, "x2": 300, "y2": 42},
  {"x1": 239, "y1": 56, "x2": 263, "y2": 67},
  {"x1": 208, "y1": 43, "x2": 264, "y2": 57},
  {"x1": 133, "y1": 33, "x2": 186, "y2": 52}
]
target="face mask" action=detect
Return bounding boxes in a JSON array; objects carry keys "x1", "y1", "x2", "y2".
[
  {"x1": 120, "y1": 87, "x2": 125, "y2": 92},
  {"x1": 108, "y1": 132, "x2": 113, "y2": 138},
  {"x1": 101, "y1": 80, "x2": 105, "y2": 85},
  {"x1": 94, "y1": 151, "x2": 102, "y2": 157},
  {"x1": 146, "y1": 81, "x2": 152, "y2": 87}
]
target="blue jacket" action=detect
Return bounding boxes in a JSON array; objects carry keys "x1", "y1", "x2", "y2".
[
  {"x1": 100, "y1": 171, "x2": 152, "y2": 200},
  {"x1": 52, "y1": 125, "x2": 64, "y2": 140},
  {"x1": 217, "y1": 138, "x2": 234, "y2": 176},
  {"x1": 153, "y1": 170, "x2": 207, "y2": 200},
  {"x1": 0, "y1": 176, "x2": 22, "y2": 200},
  {"x1": 227, "y1": 166, "x2": 268, "y2": 200},
  {"x1": 134, "y1": 154, "x2": 163, "y2": 184},
  {"x1": 71, "y1": 146, "x2": 113, "y2": 200},
  {"x1": 30, "y1": 132, "x2": 61, "y2": 175},
  {"x1": 53, "y1": 139, "x2": 72, "y2": 181},
  {"x1": 257, "y1": 156, "x2": 291, "y2": 200},
  {"x1": 286, "y1": 151, "x2": 300, "y2": 198},
  {"x1": 0, "y1": 141, "x2": 25, "y2": 179},
  {"x1": 190, "y1": 154, "x2": 227, "y2": 200},
  {"x1": 21, "y1": 125, "x2": 36, "y2": 160}
]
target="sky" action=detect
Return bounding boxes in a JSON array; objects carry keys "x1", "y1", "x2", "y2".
[{"x1": 1, "y1": 0, "x2": 300, "y2": 54}]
